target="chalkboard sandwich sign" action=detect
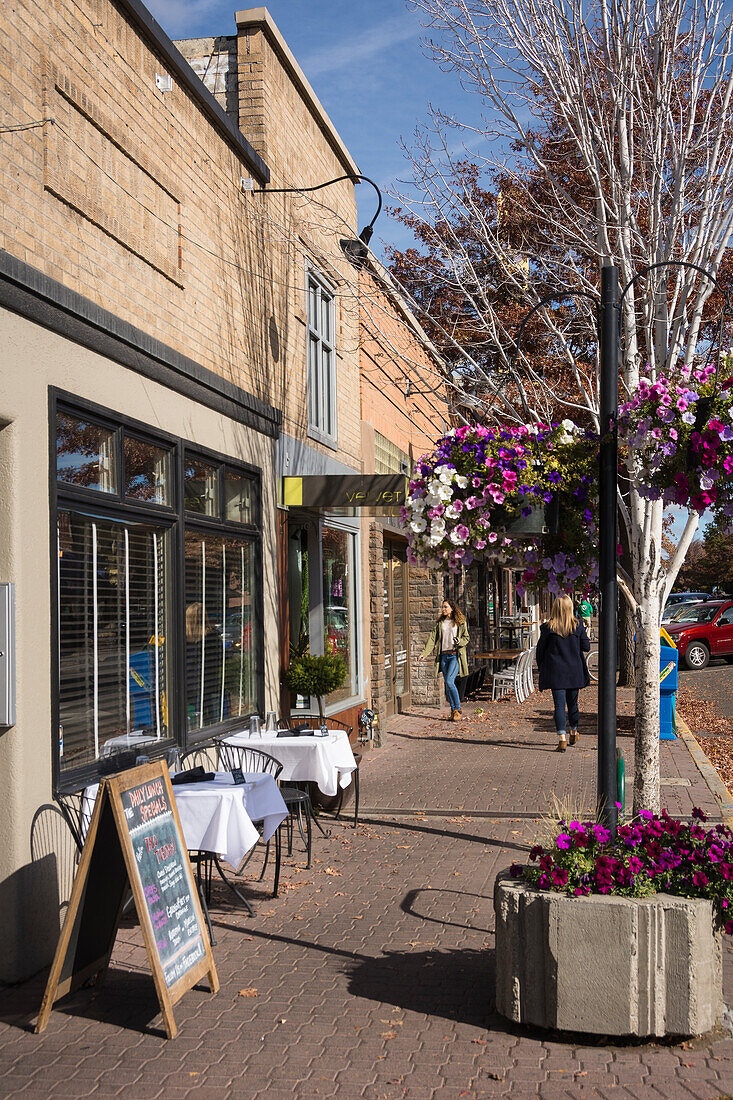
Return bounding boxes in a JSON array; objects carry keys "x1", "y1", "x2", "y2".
[{"x1": 36, "y1": 761, "x2": 219, "y2": 1039}]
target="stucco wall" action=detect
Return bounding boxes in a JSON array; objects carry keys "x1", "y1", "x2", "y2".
[{"x1": 0, "y1": 307, "x2": 279, "y2": 982}]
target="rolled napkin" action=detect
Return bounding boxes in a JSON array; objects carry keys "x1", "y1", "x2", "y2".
[{"x1": 171, "y1": 766, "x2": 215, "y2": 784}]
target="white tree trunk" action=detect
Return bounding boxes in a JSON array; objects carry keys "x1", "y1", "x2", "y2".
[{"x1": 633, "y1": 599, "x2": 662, "y2": 815}]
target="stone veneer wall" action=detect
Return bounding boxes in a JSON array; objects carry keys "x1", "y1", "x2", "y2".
[{"x1": 369, "y1": 524, "x2": 442, "y2": 742}]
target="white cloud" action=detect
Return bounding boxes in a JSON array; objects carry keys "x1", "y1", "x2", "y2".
[{"x1": 300, "y1": 14, "x2": 420, "y2": 78}]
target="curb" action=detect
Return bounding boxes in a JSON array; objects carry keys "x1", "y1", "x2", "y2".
[{"x1": 675, "y1": 710, "x2": 733, "y2": 827}]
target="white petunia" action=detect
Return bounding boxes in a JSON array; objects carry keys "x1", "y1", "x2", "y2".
[
  {"x1": 437, "y1": 485, "x2": 453, "y2": 502},
  {"x1": 410, "y1": 516, "x2": 427, "y2": 533},
  {"x1": 454, "y1": 475, "x2": 469, "y2": 489}
]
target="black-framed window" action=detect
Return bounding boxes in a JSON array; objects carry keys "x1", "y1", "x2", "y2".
[{"x1": 52, "y1": 395, "x2": 263, "y2": 791}]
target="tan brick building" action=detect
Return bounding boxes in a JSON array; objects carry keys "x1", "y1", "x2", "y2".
[
  {"x1": 0, "y1": 0, "x2": 368, "y2": 980},
  {"x1": 358, "y1": 261, "x2": 449, "y2": 733}
]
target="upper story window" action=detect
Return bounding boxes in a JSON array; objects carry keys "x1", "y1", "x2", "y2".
[{"x1": 307, "y1": 272, "x2": 336, "y2": 444}]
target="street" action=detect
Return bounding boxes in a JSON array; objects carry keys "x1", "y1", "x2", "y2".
[{"x1": 680, "y1": 661, "x2": 733, "y2": 722}]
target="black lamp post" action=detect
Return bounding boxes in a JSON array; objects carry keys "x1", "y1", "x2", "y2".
[
  {"x1": 250, "y1": 173, "x2": 382, "y2": 269},
  {"x1": 514, "y1": 261, "x2": 725, "y2": 833}
]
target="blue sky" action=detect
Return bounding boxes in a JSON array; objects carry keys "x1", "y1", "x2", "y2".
[{"x1": 146, "y1": 0, "x2": 488, "y2": 258}]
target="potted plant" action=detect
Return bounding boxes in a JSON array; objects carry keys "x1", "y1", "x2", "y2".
[
  {"x1": 496, "y1": 807, "x2": 726, "y2": 1037},
  {"x1": 284, "y1": 652, "x2": 347, "y2": 718}
]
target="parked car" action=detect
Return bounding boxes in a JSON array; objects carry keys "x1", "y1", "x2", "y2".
[
  {"x1": 663, "y1": 601, "x2": 709, "y2": 625},
  {"x1": 663, "y1": 591, "x2": 712, "y2": 615},
  {"x1": 664, "y1": 599, "x2": 733, "y2": 669}
]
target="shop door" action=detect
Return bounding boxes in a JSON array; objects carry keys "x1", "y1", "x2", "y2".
[{"x1": 383, "y1": 542, "x2": 410, "y2": 714}]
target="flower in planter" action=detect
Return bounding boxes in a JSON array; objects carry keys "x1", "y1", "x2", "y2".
[{"x1": 512, "y1": 808, "x2": 733, "y2": 931}]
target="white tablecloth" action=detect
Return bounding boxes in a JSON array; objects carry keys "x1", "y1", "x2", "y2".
[
  {"x1": 223, "y1": 729, "x2": 357, "y2": 798},
  {"x1": 173, "y1": 773, "x2": 288, "y2": 868},
  {"x1": 84, "y1": 772, "x2": 288, "y2": 870}
]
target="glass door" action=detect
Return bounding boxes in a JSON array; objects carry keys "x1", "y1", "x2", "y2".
[{"x1": 383, "y1": 541, "x2": 410, "y2": 714}]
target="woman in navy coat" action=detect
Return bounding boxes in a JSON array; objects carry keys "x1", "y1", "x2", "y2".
[{"x1": 535, "y1": 594, "x2": 591, "y2": 752}]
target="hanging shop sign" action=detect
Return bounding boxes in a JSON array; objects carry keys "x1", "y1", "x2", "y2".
[
  {"x1": 35, "y1": 761, "x2": 218, "y2": 1040},
  {"x1": 283, "y1": 473, "x2": 407, "y2": 510}
]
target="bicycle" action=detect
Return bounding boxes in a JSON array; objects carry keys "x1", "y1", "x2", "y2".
[{"x1": 586, "y1": 644, "x2": 599, "y2": 682}]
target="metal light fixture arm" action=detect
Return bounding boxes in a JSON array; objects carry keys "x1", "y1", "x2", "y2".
[{"x1": 253, "y1": 173, "x2": 383, "y2": 245}]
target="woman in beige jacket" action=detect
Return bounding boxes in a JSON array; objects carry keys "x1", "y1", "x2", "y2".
[{"x1": 419, "y1": 599, "x2": 470, "y2": 720}]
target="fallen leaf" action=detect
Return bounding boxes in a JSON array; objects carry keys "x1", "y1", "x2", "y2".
[
  {"x1": 471, "y1": 1038, "x2": 487, "y2": 1044},
  {"x1": 324, "y1": 867, "x2": 341, "y2": 876},
  {"x1": 486, "y1": 1072, "x2": 504, "y2": 1081},
  {"x1": 238, "y1": 988, "x2": 258, "y2": 997},
  {"x1": 381, "y1": 1031, "x2": 397, "y2": 1039},
  {"x1": 396, "y1": 844, "x2": 411, "y2": 849}
]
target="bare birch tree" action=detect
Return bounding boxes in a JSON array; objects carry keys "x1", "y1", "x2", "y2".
[{"x1": 393, "y1": 0, "x2": 733, "y2": 812}]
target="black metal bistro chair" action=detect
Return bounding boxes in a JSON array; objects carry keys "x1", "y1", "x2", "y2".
[
  {"x1": 176, "y1": 741, "x2": 255, "y2": 930},
  {"x1": 218, "y1": 741, "x2": 314, "y2": 870},
  {"x1": 210, "y1": 742, "x2": 288, "y2": 892},
  {"x1": 277, "y1": 715, "x2": 360, "y2": 828}
]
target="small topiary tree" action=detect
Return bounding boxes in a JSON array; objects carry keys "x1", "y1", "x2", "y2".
[{"x1": 284, "y1": 653, "x2": 348, "y2": 718}]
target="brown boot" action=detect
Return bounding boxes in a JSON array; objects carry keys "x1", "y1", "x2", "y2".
[
  {"x1": 451, "y1": 709, "x2": 464, "y2": 721},
  {"x1": 556, "y1": 735, "x2": 567, "y2": 752},
  {"x1": 569, "y1": 729, "x2": 579, "y2": 745}
]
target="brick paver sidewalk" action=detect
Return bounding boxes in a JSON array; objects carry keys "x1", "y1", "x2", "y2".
[{"x1": 2, "y1": 683, "x2": 733, "y2": 1099}]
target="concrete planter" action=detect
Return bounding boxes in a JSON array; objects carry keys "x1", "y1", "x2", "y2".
[{"x1": 495, "y1": 874, "x2": 723, "y2": 1037}]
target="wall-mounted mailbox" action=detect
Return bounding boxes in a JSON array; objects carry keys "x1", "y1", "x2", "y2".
[{"x1": 0, "y1": 583, "x2": 15, "y2": 727}]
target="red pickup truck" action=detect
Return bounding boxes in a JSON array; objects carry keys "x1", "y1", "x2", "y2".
[{"x1": 664, "y1": 599, "x2": 733, "y2": 669}]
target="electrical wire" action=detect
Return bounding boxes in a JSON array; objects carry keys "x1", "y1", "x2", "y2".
[{"x1": 0, "y1": 118, "x2": 55, "y2": 133}]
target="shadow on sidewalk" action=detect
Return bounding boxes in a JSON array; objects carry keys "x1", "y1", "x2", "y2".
[
  {"x1": 346, "y1": 945, "x2": 495, "y2": 1027},
  {"x1": 401, "y1": 887, "x2": 493, "y2": 934},
  {"x1": 387, "y1": 727, "x2": 586, "y2": 750},
  {"x1": 0, "y1": 967, "x2": 168, "y2": 1037},
  {"x1": 358, "y1": 817, "x2": 530, "y2": 855}
]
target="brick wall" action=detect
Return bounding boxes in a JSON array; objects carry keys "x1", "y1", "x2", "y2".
[
  {"x1": 1, "y1": 0, "x2": 362, "y2": 474},
  {"x1": 359, "y1": 265, "x2": 449, "y2": 463},
  {"x1": 359, "y1": 264, "x2": 446, "y2": 727}
]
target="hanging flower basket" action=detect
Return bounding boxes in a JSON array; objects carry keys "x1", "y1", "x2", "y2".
[
  {"x1": 402, "y1": 421, "x2": 600, "y2": 593},
  {"x1": 618, "y1": 356, "x2": 733, "y2": 521}
]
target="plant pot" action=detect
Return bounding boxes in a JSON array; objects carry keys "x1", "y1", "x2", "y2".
[{"x1": 494, "y1": 873, "x2": 723, "y2": 1037}]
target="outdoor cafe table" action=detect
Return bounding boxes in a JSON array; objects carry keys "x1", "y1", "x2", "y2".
[
  {"x1": 222, "y1": 729, "x2": 357, "y2": 799},
  {"x1": 473, "y1": 648, "x2": 521, "y2": 671},
  {"x1": 84, "y1": 771, "x2": 287, "y2": 871},
  {"x1": 172, "y1": 773, "x2": 287, "y2": 870}
]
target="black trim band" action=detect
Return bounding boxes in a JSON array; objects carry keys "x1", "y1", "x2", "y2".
[{"x1": 0, "y1": 250, "x2": 281, "y2": 439}]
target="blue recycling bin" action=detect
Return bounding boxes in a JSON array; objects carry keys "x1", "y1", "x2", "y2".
[{"x1": 659, "y1": 643, "x2": 678, "y2": 741}]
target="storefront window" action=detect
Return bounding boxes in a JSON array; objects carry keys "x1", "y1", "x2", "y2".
[
  {"x1": 54, "y1": 398, "x2": 262, "y2": 786},
  {"x1": 184, "y1": 532, "x2": 256, "y2": 733},
  {"x1": 56, "y1": 412, "x2": 117, "y2": 493},
  {"x1": 125, "y1": 437, "x2": 171, "y2": 505},
  {"x1": 184, "y1": 458, "x2": 218, "y2": 515},
  {"x1": 322, "y1": 525, "x2": 357, "y2": 705},
  {"x1": 57, "y1": 510, "x2": 171, "y2": 770}
]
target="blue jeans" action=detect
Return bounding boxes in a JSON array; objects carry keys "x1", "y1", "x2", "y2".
[
  {"x1": 440, "y1": 652, "x2": 461, "y2": 711},
  {"x1": 551, "y1": 688, "x2": 579, "y2": 733}
]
